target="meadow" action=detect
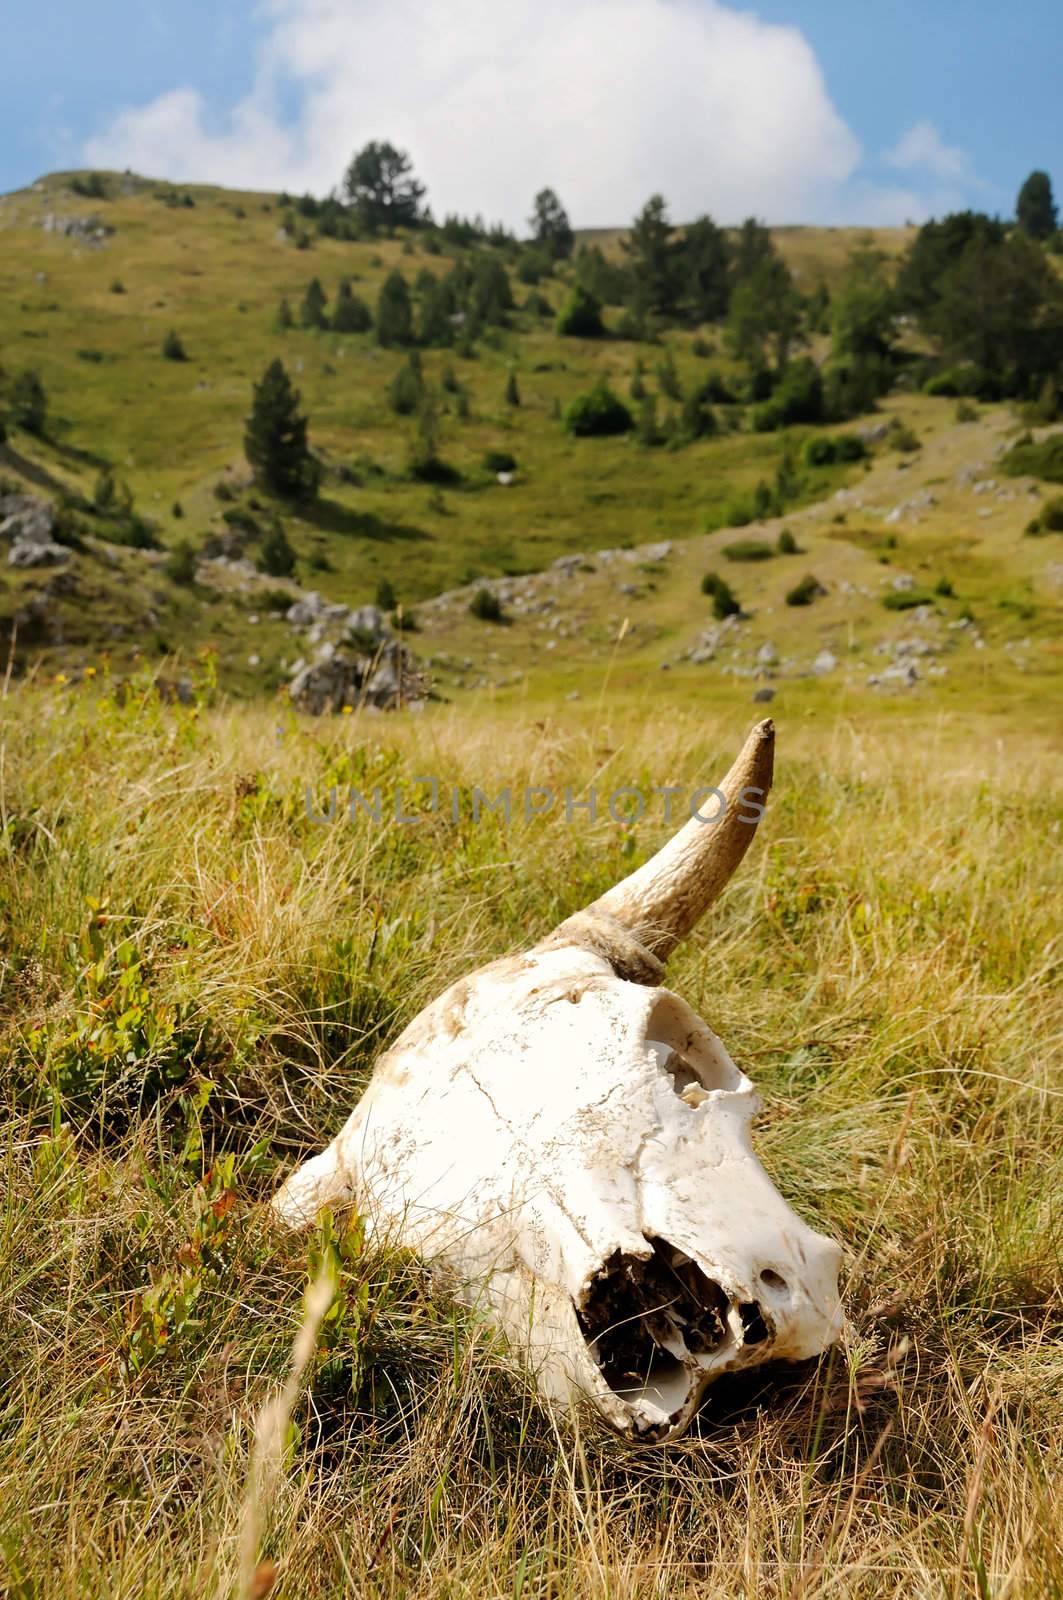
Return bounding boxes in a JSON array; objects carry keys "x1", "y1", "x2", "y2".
[{"x1": 1, "y1": 673, "x2": 1060, "y2": 1597}]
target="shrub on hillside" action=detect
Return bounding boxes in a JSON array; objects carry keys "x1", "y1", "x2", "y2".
[
  {"x1": 556, "y1": 285, "x2": 605, "y2": 338},
  {"x1": 162, "y1": 330, "x2": 188, "y2": 362},
  {"x1": 469, "y1": 587, "x2": 504, "y2": 621},
  {"x1": 777, "y1": 527, "x2": 799, "y2": 554},
  {"x1": 922, "y1": 363, "x2": 993, "y2": 399},
  {"x1": 701, "y1": 571, "x2": 740, "y2": 619},
  {"x1": 563, "y1": 380, "x2": 632, "y2": 438},
  {"x1": 332, "y1": 280, "x2": 372, "y2": 333},
  {"x1": 722, "y1": 539, "x2": 773, "y2": 562},
  {"x1": 1025, "y1": 495, "x2": 1063, "y2": 535},
  {"x1": 10, "y1": 370, "x2": 47, "y2": 435},
  {"x1": 483, "y1": 449, "x2": 517, "y2": 474},
  {"x1": 164, "y1": 539, "x2": 198, "y2": 585},
  {"x1": 258, "y1": 517, "x2": 297, "y2": 577},
  {"x1": 882, "y1": 589, "x2": 935, "y2": 610},
  {"x1": 751, "y1": 357, "x2": 823, "y2": 431},
  {"x1": 802, "y1": 433, "x2": 867, "y2": 467},
  {"x1": 785, "y1": 573, "x2": 826, "y2": 606},
  {"x1": 1001, "y1": 432, "x2": 1063, "y2": 483},
  {"x1": 389, "y1": 355, "x2": 423, "y2": 415}
]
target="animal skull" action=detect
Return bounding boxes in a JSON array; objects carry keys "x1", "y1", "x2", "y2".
[{"x1": 273, "y1": 720, "x2": 844, "y2": 1442}]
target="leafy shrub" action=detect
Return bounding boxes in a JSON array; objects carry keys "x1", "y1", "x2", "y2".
[
  {"x1": 777, "y1": 527, "x2": 799, "y2": 554},
  {"x1": 922, "y1": 363, "x2": 992, "y2": 398},
  {"x1": 700, "y1": 371, "x2": 738, "y2": 404},
  {"x1": 1001, "y1": 431, "x2": 1063, "y2": 483},
  {"x1": 722, "y1": 539, "x2": 773, "y2": 562},
  {"x1": 332, "y1": 281, "x2": 372, "y2": 333},
  {"x1": 556, "y1": 285, "x2": 605, "y2": 338},
  {"x1": 701, "y1": 571, "x2": 740, "y2": 619},
  {"x1": 955, "y1": 401, "x2": 978, "y2": 423},
  {"x1": 563, "y1": 379, "x2": 632, "y2": 438},
  {"x1": 483, "y1": 450, "x2": 517, "y2": 474},
  {"x1": 469, "y1": 587, "x2": 503, "y2": 621},
  {"x1": 887, "y1": 418, "x2": 920, "y2": 452},
  {"x1": 802, "y1": 433, "x2": 867, "y2": 467},
  {"x1": 935, "y1": 576, "x2": 955, "y2": 596},
  {"x1": 1026, "y1": 494, "x2": 1063, "y2": 535},
  {"x1": 785, "y1": 573, "x2": 826, "y2": 607},
  {"x1": 76, "y1": 348, "x2": 106, "y2": 364},
  {"x1": 679, "y1": 385, "x2": 718, "y2": 441},
  {"x1": 376, "y1": 577, "x2": 397, "y2": 610}
]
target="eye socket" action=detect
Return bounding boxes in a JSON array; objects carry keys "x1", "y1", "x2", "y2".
[{"x1": 759, "y1": 1268, "x2": 788, "y2": 1293}]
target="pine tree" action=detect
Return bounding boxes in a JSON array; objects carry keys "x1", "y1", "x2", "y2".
[
  {"x1": 244, "y1": 359, "x2": 320, "y2": 501},
  {"x1": 1016, "y1": 171, "x2": 1058, "y2": 241},
  {"x1": 680, "y1": 215, "x2": 731, "y2": 323},
  {"x1": 276, "y1": 297, "x2": 294, "y2": 330},
  {"x1": 377, "y1": 271, "x2": 414, "y2": 346},
  {"x1": 343, "y1": 142, "x2": 426, "y2": 233},
  {"x1": 300, "y1": 277, "x2": 328, "y2": 329},
  {"x1": 162, "y1": 329, "x2": 188, "y2": 361},
  {"x1": 258, "y1": 516, "x2": 297, "y2": 577},
  {"x1": 623, "y1": 195, "x2": 678, "y2": 318},
  {"x1": 504, "y1": 371, "x2": 520, "y2": 406},
  {"x1": 331, "y1": 278, "x2": 372, "y2": 333},
  {"x1": 529, "y1": 187, "x2": 574, "y2": 260},
  {"x1": 11, "y1": 369, "x2": 47, "y2": 435}
]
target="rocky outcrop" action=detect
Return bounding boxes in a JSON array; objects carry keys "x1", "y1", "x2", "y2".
[
  {"x1": 288, "y1": 639, "x2": 428, "y2": 714},
  {"x1": 1, "y1": 494, "x2": 71, "y2": 568}
]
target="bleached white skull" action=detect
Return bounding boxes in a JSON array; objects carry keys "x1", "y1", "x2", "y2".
[{"x1": 273, "y1": 721, "x2": 844, "y2": 1442}]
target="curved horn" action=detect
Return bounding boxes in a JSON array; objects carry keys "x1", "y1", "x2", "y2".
[{"x1": 581, "y1": 719, "x2": 774, "y2": 963}]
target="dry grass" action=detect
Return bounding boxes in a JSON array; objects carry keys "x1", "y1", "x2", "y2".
[{"x1": 0, "y1": 674, "x2": 1060, "y2": 1597}]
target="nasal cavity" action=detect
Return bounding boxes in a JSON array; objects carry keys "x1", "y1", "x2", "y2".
[{"x1": 576, "y1": 1237, "x2": 731, "y2": 1406}]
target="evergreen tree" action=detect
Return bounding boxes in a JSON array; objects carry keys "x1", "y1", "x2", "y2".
[
  {"x1": 300, "y1": 277, "x2": 328, "y2": 329},
  {"x1": 343, "y1": 141, "x2": 426, "y2": 232},
  {"x1": 681, "y1": 215, "x2": 731, "y2": 323},
  {"x1": 529, "y1": 187, "x2": 574, "y2": 260},
  {"x1": 731, "y1": 218, "x2": 776, "y2": 284},
  {"x1": 258, "y1": 516, "x2": 297, "y2": 577},
  {"x1": 244, "y1": 359, "x2": 320, "y2": 500},
  {"x1": 331, "y1": 279, "x2": 372, "y2": 333},
  {"x1": 389, "y1": 353, "x2": 424, "y2": 415},
  {"x1": 11, "y1": 369, "x2": 47, "y2": 435},
  {"x1": 377, "y1": 270, "x2": 414, "y2": 346},
  {"x1": 162, "y1": 329, "x2": 188, "y2": 361},
  {"x1": 831, "y1": 247, "x2": 897, "y2": 363},
  {"x1": 276, "y1": 297, "x2": 294, "y2": 330},
  {"x1": 727, "y1": 256, "x2": 803, "y2": 375},
  {"x1": 504, "y1": 371, "x2": 520, "y2": 406},
  {"x1": 623, "y1": 195, "x2": 678, "y2": 318},
  {"x1": 556, "y1": 284, "x2": 605, "y2": 337},
  {"x1": 1017, "y1": 170, "x2": 1058, "y2": 241}
]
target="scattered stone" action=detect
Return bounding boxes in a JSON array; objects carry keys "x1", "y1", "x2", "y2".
[
  {"x1": 288, "y1": 640, "x2": 428, "y2": 714},
  {"x1": 812, "y1": 650, "x2": 838, "y2": 675},
  {"x1": 752, "y1": 687, "x2": 776, "y2": 703},
  {"x1": 757, "y1": 642, "x2": 778, "y2": 667}
]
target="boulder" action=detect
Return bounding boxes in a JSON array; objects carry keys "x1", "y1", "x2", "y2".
[
  {"x1": 0, "y1": 494, "x2": 57, "y2": 546},
  {"x1": 9, "y1": 541, "x2": 71, "y2": 568},
  {"x1": 288, "y1": 640, "x2": 427, "y2": 714}
]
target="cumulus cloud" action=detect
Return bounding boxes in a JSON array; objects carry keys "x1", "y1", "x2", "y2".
[
  {"x1": 82, "y1": 0, "x2": 974, "y2": 228},
  {"x1": 883, "y1": 119, "x2": 971, "y2": 183}
]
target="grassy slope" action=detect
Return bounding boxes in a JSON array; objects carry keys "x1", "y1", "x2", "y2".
[
  {"x1": 0, "y1": 685, "x2": 1060, "y2": 1596},
  {"x1": 0, "y1": 174, "x2": 1062, "y2": 1598}
]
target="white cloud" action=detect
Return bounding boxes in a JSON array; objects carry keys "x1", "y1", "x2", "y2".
[
  {"x1": 883, "y1": 119, "x2": 971, "y2": 183},
  {"x1": 82, "y1": 0, "x2": 975, "y2": 229}
]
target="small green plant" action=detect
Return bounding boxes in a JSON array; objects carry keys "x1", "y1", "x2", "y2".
[
  {"x1": 777, "y1": 527, "x2": 799, "y2": 554},
  {"x1": 563, "y1": 379, "x2": 633, "y2": 438},
  {"x1": 483, "y1": 449, "x2": 517, "y2": 474},
  {"x1": 701, "y1": 571, "x2": 740, "y2": 619},
  {"x1": 389, "y1": 355, "x2": 423, "y2": 415},
  {"x1": 376, "y1": 577, "x2": 397, "y2": 610},
  {"x1": 258, "y1": 517, "x2": 297, "y2": 578},
  {"x1": 935, "y1": 576, "x2": 955, "y2": 597},
  {"x1": 165, "y1": 539, "x2": 198, "y2": 585},
  {"x1": 556, "y1": 284, "x2": 605, "y2": 338},
  {"x1": 504, "y1": 371, "x2": 521, "y2": 407},
  {"x1": 887, "y1": 418, "x2": 920, "y2": 453},
  {"x1": 162, "y1": 329, "x2": 188, "y2": 362},
  {"x1": 882, "y1": 589, "x2": 935, "y2": 610},
  {"x1": 786, "y1": 573, "x2": 825, "y2": 607},
  {"x1": 723, "y1": 539, "x2": 774, "y2": 562},
  {"x1": 1002, "y1": 433, "x2": 1063, "y2": 483},
  {"x1": 955, "y1": 401, "x2": 978, "y2": 423},
  {"x1": 469, "y1": 586, "x2": 504, "y2": 621}
]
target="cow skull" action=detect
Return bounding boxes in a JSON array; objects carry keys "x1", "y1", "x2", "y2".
[{"x1": 273, "y1": 720, "x2": 844, "y2": 1442}]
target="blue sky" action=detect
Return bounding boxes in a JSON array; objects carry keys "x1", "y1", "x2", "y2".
[{"x1": 3, "y1": 0, "x2": 1059, "y2": 229}]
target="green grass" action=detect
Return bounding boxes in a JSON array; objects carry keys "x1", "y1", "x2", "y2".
[{"x1": 0, "y1": 678, "x2": 1060, "y2": 1596}]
